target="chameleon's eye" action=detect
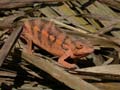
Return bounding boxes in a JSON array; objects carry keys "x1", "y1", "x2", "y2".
[
  {"x1": 75, "y1": 41, "x2": 83, "y2": 49},
  {"x1": 48, "y1": 35, "x2": 56, "y2": 42},
  {"x1": 76, "y1": 44, "x2": 83, "y2": 49},
  {"x1": 62, "y1": 44, "x2": 69, "y2": 50}
]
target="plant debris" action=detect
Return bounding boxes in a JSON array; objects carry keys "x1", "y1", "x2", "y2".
[{"x1": 0, "y1": 0, "x2": 120, "y2": 90}]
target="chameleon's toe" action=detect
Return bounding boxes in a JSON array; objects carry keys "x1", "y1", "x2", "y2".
[
  {"x1": 23, "y1": 48, "x2": 33, "y2": 54},
  {"x1": 58, "y1": 61, "x2": 77, "y2": 69},
  {"x1": 67, "y1": 64, "x2": 77, "y2": 69}
]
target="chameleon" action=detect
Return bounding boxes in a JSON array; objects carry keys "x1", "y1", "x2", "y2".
[{"x1": 21, "y1": 18, "x2": 94, "y2": 69}]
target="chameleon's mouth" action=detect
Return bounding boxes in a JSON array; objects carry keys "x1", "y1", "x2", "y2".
[{"x1": 74, "y1": 53, "x2": 89, "y2": 57}]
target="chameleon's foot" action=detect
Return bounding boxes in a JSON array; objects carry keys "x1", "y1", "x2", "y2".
[
  {"x1": 22, "y1": 48, "x2": 33, "y2": 54},
  {"x1": 58, "y1": 61, "x2": 77, "y2": 69},
  {"x1": 66, "y1": 64, "x2": 77, "y2": 69}
]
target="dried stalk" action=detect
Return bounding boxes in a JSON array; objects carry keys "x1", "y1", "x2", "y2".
[
  {"x1": 0, "y1": 26, "x2": 22, "y2": 66},
  {"x1": 0, "y1": 14, "x2": 24, "y2": 29},
  {"x1": 21, "y1": 51, "x2": 100, "y2": 90},
  {"x1": 75, "y1": 65, "x2": 120, "y2": 81},
  {"x1": 0, "y1": 0, "x2": 72, "y2": 9},
  {"x1": 50, "y1": 18, "x2": 89, "y2": 33}
]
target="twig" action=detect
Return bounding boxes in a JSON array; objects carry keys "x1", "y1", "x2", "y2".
[
  {"x1": 0, "y1": 70, "x2": 16, "y2": 78},
  {"x1": 49, "y1": 18, "x2": 89, "y2": 33},
  {"x1": 21, "y1": 51, "x2": 100, "y2": 90},
  {"x1": 80, "y1": 13, "x2": 120, "y2": 21},
  {"x1": 98, "y1": 0, "x2": 120, "y2": 10},
  {"x1": 0, "y1": 26, "x2": 22, "y2": 66},
  {"x1": 0, "y1": 0, "x2": 72, "y2": 9},
  {"x1": 75, "y1": 65, "x2": 120, "y2": 81},
  {"x1": 95, "y1": 21, "x2": 120, "y2": 35},
  {"x1": 0, "y1": 14, "x2": 24, "y2": 29}
]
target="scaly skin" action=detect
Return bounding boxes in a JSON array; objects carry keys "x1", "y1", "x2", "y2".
[{"x1": 21, "y1": 18, "x2": 94, "y2": 69}]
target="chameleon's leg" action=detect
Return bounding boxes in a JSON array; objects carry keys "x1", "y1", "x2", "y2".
[
  {"x1": 58, "y1": 50, "x2": 76, "y2": 69},
  {"x1": 25, "y1": 38, "x2": 32, "y2": 54},
  {"x1": 21, "y1": 35, "x2": 33, "y2": 54}
]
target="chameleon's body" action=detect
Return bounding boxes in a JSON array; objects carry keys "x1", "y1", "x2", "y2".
[{"x1": 21, "y1": 19, "x2": 93, "y2": 69}]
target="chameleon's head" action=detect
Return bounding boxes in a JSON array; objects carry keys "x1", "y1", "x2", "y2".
[{"x1": 72, "y1": 40, "x2": 94, "y2": 58}]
